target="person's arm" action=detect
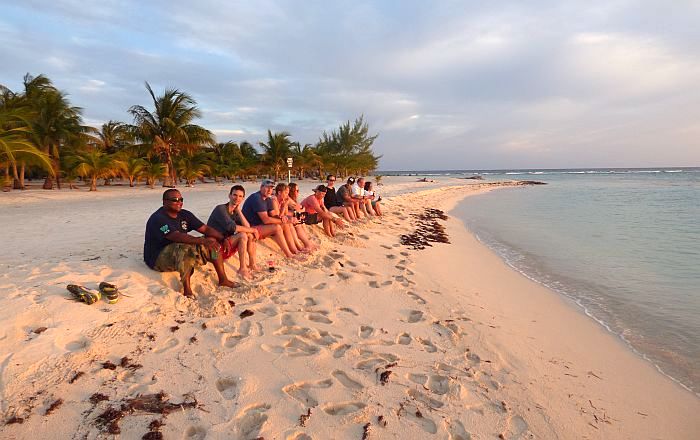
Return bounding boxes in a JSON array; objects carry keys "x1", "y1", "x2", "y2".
[
  {"x1": 235, "y1": 208, "x2": 260, "y2": 240},
  {"x1": 166, "y1": 230, "x2": 219, "y2": 250},
  {"x1": 258, "y1": 210, "x2": 286, "y2": 225},
  {"x1": 212, "y1": 205, "x2": 237, "y2": 235}
]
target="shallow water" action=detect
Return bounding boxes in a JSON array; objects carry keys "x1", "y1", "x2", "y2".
[{"x1": 446, "y1": 168, "x2": 700, "y2": 395}]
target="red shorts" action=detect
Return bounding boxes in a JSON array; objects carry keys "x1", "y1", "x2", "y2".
[{"x1": 221, "y1": 244, "x2": 239, "y2": 260}]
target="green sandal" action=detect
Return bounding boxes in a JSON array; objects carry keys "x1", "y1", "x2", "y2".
[
  {"x1": 67, "y1": 284, "x2": 101, "y2": 305},
  {"x1": 98, "y1": 282, "x2": 120, "y2": 304}
]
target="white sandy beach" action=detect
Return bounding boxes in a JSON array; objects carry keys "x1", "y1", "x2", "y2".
[{"x1": 0, "y1": 177, "x2": 698, "y2": 439}]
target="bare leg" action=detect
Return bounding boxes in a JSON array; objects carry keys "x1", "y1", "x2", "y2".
[
  {"x1": 373, "y1": 202, "x2": 382, "y2": 216},
  {"x1": 295, "y1": 224, "x2": 316, "y2": 251},
  {"x1": 330, "y1": 205, "x2": 352, "y2": 222},
  {"x1": 208, "y1": 251, "x2": 238, "y2": 288},
  {"x1": 227, "y1": 234, "x2": 250, "y2": 279},
  {"x1": 258, "y1": 224, "x2": 294, "y2": 258},
  {"x1": 182, "y1": 268, "x2": 195, "y2": 297},
  {"x1": 282, "y1": 223, "x2": 299, "y2": 253},
  {"x1": 247, "y1": 234, "x2": 259, "y2": 270}
]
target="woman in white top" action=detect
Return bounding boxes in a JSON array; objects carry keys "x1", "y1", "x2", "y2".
[{"x1": 364, "y1": 181, "x2": 382, "y2": 216}]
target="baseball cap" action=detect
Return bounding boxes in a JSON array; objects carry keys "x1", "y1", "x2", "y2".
[
  {"x1": 314, "y1": 184, "x2": 328, "y2": 193},
  {"x1": 347, "y1": 177, "x2": 355, "y2": 184},
  {"x1": 262, "y1": 179, "x2": 275, "y2": 187}
]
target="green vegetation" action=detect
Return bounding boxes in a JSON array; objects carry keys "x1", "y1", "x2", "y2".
[{"x1": 0, "y1": 74, "x2": 381, "y2": 191}]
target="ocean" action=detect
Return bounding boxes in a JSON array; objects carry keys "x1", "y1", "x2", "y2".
[{"x1": 388, "y1": 168, "x2": 700, "y2": 395}]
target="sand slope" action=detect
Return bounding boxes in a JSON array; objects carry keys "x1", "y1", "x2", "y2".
[{"x1": 0, "y1": 178, "x2": 698, "y2": 439}]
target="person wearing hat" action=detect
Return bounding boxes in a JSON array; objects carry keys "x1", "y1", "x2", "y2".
[
  {"x1": 241, "y1": 179, "x2": 295, "y2": 258},
  {"x1": 301, "y1": 185, "x2": 345, "y2": 237}
]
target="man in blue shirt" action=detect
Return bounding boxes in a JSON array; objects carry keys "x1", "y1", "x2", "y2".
[
  {"x1": 144, "y1": 189, "x2": 237, "y2": 297},
  {"x1": 241, "y1": 179, "x2": 294, "y2": 257}
]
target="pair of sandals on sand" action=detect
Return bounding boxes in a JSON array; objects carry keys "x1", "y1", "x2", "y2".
[{"x1": 67, "y1": 282, "x2": 120, "y2": 304}]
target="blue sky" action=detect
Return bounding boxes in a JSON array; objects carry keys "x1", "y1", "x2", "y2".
[{"x1": 1, "y1": 0, "x2": 699, "y2": 169}]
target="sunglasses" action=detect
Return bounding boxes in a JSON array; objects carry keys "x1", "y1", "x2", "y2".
[
  {"x1": 327, "y1": 179, "x2": 336, "y2": 182},
  {"x1": 166, "y1": 197, "x2": 184, "y2": 202}
]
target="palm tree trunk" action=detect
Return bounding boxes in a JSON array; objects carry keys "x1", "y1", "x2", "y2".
[
  {"x1": 129, "y1": 176, "x2": 135, "y2": 187},
  {"x1": 11, "y1": 161, "x2": 21, "y2": 189},
  {"x1": 90, "y1": 176, "x2": 97, "y2": 191}
]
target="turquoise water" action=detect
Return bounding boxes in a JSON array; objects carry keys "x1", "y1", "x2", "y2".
[{"x1": 449, "y1": 168, "x2": 700, "y2": 395}]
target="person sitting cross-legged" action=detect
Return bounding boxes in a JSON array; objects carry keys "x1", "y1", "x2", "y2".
[{"x1": 144, "y1": 189, "x2": 237, "y2": 298}]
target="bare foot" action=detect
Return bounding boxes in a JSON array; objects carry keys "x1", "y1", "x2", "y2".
[
  {"x1": 238, "y1": 269, "x2": 252, "y2": 281},
  {"x1": 219, "y1": 279, "x2": 239, "y2": 288},
  {"x1": 249, "y1": 264, "x2": 261, "y2": 272}
]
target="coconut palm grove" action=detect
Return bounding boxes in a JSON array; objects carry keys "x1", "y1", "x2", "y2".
[{"x1": 0, "y1": 74, "x2": 381, "y2": 191}]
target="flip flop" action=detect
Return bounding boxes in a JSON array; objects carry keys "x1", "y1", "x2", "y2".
[
  {"x1": 67, "y1": 284, "x2": 101, "y2": 305},
  {"x1": 98, "y1": 282, "x2": 120, "y2": 304}
]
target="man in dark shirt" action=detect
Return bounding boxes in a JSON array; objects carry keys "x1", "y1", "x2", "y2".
[
  {"x1": 241, "y1": 179, "x2": 294, "y2": 257},
  {"x1": 144, "y1": 189, "x2": 237, "y2": 297},
  {"x1": 324, "y1": 174, "x2": 355, "y2": 222}
]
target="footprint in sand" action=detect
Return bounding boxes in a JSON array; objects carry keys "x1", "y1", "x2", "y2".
[
  {"x1": 357, "y1": 234, "x2": 370, "y2": 240},
  {"x1": 287, "y1": 433, "x2": 313, "y2": 440},
  {"x1": 65, "y1": 337, "x2": 91, "y2": 352},
  {"x1": 322, "y1": 401, "x2": 366, "y2": 416},
  {"x1": 281, "y1": 314, "x2": 296, "y2": 326},
  {"x1": 313, "y1": 283, "x2": 327, "y2": 290},
  {"x1": 222, "y1": 334, "x2": 247, "y2": 348},
  {"x1": 406, "y1": 310, "x2": 425, "y2": 323},
  {"x1": 402, "y1": 403, "x2": 437, "y2": 434},
  {"x1": 338, "y1": 307, "x2": 358, "y2": 316},
  {"x1": 322, "y1": 255, "x2": 336, "y2": 268},
  {"x1": 400, "y1": 251, "x2": 410, "y2": 257},
  {"x1": 359, "y1": 325, "x2": 374, "y2": 338},
  {"x1": 329, "y1": 252, "x2": 344, "y2": 260},
  {"x1": 445, "y1": 419, "x2": 472, "y2": 440},
  {"x1": 503, "y1": 415, "x2": 529, "y2": 439},
  {"x1": 406, "y1": 292, "x2": 427, "y2": 304},
  {"x1": 426, "y1": 374, "x2": 450, "y2": 395},
  {"x1": 368, "y1": 281, "x2": 380, "y2": 288},
  {"x1": 380, "y1": 244, "x2": 393, "y2": 250},
  {"x1": 346, "y1": 260, "x2": 358, "y2": 268},
  {"x1": 258, "y1": 305, "x2": 279, "y2": 317},
  {"x1": 285, "y1": 337, "x2": 320, "y2": 356},
  {"x1": 304, "y1": 297, "x2": 318, "y2": 307},
  {"x1": 216, "y1": 377, "x2": 239, "y2": 400},
  {"x1": 382, "y1": 280, "x2": 393, "y2": 286},
  {"x1": 407, "y1": 373, "x2": 428, "y2": 385},
  {"x1": 336, "y1": 271, "x2": 352, "y2": 281},
  {"x1": 307, "y1": 313, "x2": 333, "y2": 324},
  {"x1": 235, "y1": 403, "x2": 271, "y2": 438},
  {"x1": 418, "y1": 338, "x2": 438, "y2": 353},
  {"x1": 283, "y1": 379, "x2": 333, "y2": 407},
  {"x1": 407, "y1": 388, "x2": 444, "y2": 409},
  {"x1": 333, "y1": 343, "x2": 351, "y2": 358},
  {"x1": 154, "y1": 337, "x2": 179, "y2": 353},
  {"x1": 331, "y1": 370, "x2": 363, "y2": 390},
  {"x1": 386, "y1": 254, "x2": 397, "y2": 260},
  {"x1": 396, "y1": 333, "x2": 412, "y2": 345},
  {"x1": 260, "y1": 344, "x2": 284, "y2": 354},
  {"x1": 184, "y1": 425, "x2": 207, "y2": 440}
]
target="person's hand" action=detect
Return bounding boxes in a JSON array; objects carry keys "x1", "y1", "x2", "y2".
[
  {"x1": 202, "y1": 237, "x2": 219, "y2": 250},
  {"x1": 280, "y1": 215, "x2": 288, "y2": 224},
  {"x1": 222, "y1": 238, "x2": 233, "y2": 254},
  {"x1": 252, "y1": 229, "x2": 260, "y2": 241}
]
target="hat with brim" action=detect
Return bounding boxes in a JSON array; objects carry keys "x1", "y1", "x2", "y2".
[
  {"x1": 314, "y1": 184, "x2": 328, "y2": 193},
  {"x1": 262, "y1": 179, "x2": 275, "y2": 186}
]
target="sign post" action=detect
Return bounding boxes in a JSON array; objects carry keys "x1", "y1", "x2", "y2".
[{"x1": 286, "y1": 157, "x2": 293, "y2": 183}]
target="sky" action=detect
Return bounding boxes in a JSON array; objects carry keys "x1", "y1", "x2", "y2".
[{"x1": 1, "y1": 0, "x2": 699, "y2": 170}]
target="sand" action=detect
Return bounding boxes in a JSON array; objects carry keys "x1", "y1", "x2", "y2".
[{"x1": 0, "y1": 177, "x2": 698, "y2": 439}]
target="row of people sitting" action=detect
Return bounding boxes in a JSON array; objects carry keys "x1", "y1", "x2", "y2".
[{"x1": 143, "y1": 176, "x2": 382, "y2": 297}]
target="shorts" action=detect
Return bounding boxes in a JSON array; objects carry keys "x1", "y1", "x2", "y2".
[
  {"x1": 304, "y1": 212, "x2": 320, "y2": 225},
  {"x1": 154, "y1": 242, "x2": 209, "y2": 282}
]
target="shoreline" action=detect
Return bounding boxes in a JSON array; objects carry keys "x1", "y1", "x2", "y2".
[{"x1": 1, "y1": 178, "x2": 698, "y2": 438}]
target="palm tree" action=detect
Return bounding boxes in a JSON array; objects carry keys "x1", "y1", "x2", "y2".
[
  {"x1": 119, "y1": 156, "x2": 147, "y2": 187},
  {"x1": 0, "y1": 90, "x2": 53, "y2": 189},
  {"x1": 176, "y1": 151, "x2": 212, "y2": 187},
  {"x1": 129, "y1": 82, "x2": 213, "y2": 187},
  {"x1": 23, "y1": 74, "x2": 89, "y2": 190},
  {"x1": 239, "y1": 141, "x2": 260, "y2": 178},
  {"x1": 142, "y1": 160, "x2": 168, "y2": 189},
  {"x1": 90, "y1": 120, "x2": 133, "y2": 153},
  {"x1": 69, "y1": 149, "x2": 120, "y2": 191},
  {"x1": 260, "y1": 130, "x2": 294, "y2": 181}
]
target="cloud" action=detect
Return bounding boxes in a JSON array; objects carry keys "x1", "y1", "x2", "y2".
[{"x1": 1, "y1": 1, "x2": 699, "y2": 169}]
